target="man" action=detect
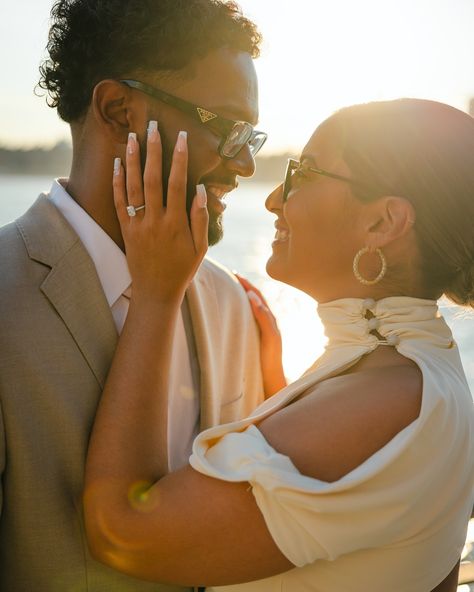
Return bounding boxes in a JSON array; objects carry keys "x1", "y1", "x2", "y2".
[{"x1": 0, "y1": 1, "x2": 266, "y2": 590}]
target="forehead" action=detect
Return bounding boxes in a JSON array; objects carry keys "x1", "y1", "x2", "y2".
[
  {"x1": 301, "y1": 121, "x2": 346, "y2": 170},
  {"x1": 171, "y1": 48, "x2": 259, "y2": 124}
]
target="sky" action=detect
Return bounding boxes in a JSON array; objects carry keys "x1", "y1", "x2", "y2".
[{"x1": 1, "y1": 0, "x2": 474, "y2": 153}]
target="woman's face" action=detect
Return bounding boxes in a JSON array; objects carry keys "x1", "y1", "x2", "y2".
[{"x1": 265, "y1": 122, "x2": 367, "y2": 302}]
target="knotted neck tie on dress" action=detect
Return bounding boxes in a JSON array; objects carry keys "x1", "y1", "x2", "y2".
[{"x1": 242, "y1": 296, "x2": 453, "y2": 420}]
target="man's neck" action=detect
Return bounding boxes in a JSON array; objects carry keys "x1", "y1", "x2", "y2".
[{"x1": 66, "y1": 162, "x2": 125, "y2": 251}]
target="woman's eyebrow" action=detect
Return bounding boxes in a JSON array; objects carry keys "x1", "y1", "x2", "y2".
[{"x1": 300, "y1": 154, "x2": 319, "y2": 168}]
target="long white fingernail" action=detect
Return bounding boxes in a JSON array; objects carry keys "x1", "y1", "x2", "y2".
[
  {"x1": 196, "y1": 184, "x2": 207, "y2": 208},
  {"x1": 128, "y1": 132, "x2": 137, "y2": 154},
  {"x1": 176, "y1": 130, "x2": 187, "y2": 152},
  {"x1": 147, "y1": 120, "x2": 158, "y2": 142},
  {"x1": 113, "y1": 157, "x2": 121, "y2": 176},
  {"x1": 247, "y1": 290, "x2": 263, "y2": 307}
]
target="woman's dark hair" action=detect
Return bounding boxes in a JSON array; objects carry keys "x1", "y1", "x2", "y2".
[
  {"x1": 327, "y1": 99, "x2": 474, "y2": 308},
  {"x1": 38, "y1": 0, "x2": 262, "y2": 123}
]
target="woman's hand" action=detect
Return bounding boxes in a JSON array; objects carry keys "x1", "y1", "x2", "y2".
[
  {"x1": 113, "y1": 125, "x2": 209, "y2": 305},
  {"x1": 235, "y1": 274, "x2": 287, "y2": 397}
]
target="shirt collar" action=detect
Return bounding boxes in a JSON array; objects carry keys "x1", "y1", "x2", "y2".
[{"x1": 48, "y1": 178, "x2": 131, "y2": 307}]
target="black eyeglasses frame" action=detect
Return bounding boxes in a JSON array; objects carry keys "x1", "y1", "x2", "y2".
[
  {"x1": 120, "y1": 79, "x2": 267, "y2": 159},
  {"x1": 283, "y1": 158, "x2": 370, "y2": 202}
]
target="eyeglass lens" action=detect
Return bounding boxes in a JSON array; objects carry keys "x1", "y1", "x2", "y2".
[
  {"x1": 283, "y1": 160, "x2": 297, "y2": 202},
  {"x1": 221, "y1": 125, "x2": 266, "y2": 158},
  {"x1": 221, "y1": 123, "x2": 252, "y2": 157}
]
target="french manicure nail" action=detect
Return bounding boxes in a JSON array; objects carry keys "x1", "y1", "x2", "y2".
[
  {"x1": 147, "y1": 120, "x2": 158, "y2": 141},
  {"x1": 176, "y1": 130, "x2": 187, "y2": 152},
  {"x1": 196, "y1": 184, "x2": 207, "y2": 208},
  {"x1": 128, "y1": 132, "x2": 137, "y2": 154},
  {"x1": 113, "y1": 157, "x2": 121, "y2": 176},
  {"x1": 247, "y1": 290, "x2": 263, "y2": 307}
]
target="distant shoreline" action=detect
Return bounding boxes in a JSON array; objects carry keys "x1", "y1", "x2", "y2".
[
  {"x1": 0, "y1": 142, "x2": 72, "y2": 177},
  {"x1": 0, "y1": 143, "x2": 292, "y2": 182}
]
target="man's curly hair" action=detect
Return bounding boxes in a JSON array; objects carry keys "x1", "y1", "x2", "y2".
[{"x1": 38, "y1": 0, "x2": 262, "y2": 123}]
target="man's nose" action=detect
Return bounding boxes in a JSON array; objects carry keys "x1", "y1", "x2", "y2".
[
  {"x1": 223, "y1": 144, "x2": 256, "y2": 178},
  {"x1": 265, "y1": 183, "x2": 284, "y2": 212}
]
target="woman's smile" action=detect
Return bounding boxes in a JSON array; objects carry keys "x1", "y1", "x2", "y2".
[{"x1": 273, "y1": 220, "x2": 290, "y2": 245}]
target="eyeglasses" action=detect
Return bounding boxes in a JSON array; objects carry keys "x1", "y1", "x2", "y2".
[
  {"x1": 120, "y1": 79, "x2": 267, "y2": 159},
  {"x1": 283, "y1": 158, "x2": 363, "y2": 202}
]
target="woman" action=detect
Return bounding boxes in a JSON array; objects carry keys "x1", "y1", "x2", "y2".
[{"x1": 83, "y1": 98, "x2": 474, "y2": 591}]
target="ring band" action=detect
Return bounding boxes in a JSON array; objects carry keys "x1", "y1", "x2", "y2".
[{"x1": 126, "y1": 204, "x2": 146, "y2": 217}]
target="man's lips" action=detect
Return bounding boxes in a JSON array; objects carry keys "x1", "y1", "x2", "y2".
[{"x1": 204, "y1": 183, "x2": 237, "y2": 212}]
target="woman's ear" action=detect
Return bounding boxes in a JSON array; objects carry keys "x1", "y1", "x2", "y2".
[
  {"x1": 364, "y1": 196, "x2": 416, "y2": 250},
  {"x1": 91, "y1": 79, "x2": 147, "y2": 144}
]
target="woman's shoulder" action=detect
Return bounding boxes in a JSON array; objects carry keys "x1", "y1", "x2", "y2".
[{"x1": 258, "y1": 361, "x2": 423, "y2": 483}]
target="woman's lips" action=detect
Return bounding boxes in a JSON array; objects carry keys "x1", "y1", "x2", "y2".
[
  {"x1": 274, "y1": 229, "x2": 290, "y2": 241},
  {"x1": 272, "y1": 222, "x2": 290, "y2": 245}
]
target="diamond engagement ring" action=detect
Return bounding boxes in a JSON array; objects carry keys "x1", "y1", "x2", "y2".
[{"x1": 126, "y1": 204, "x2": 146, "y2": 217}]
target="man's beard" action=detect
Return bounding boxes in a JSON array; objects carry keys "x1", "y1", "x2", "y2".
[
  {"x1": 165, "y1": 181, "x2": 226, "y2": 247},
  {"x1": 184, "y1": 185, "x2": 224, "y2": 246},
  {"x1": 207, "y1": 207, "x2": 224, "y2": 246}
]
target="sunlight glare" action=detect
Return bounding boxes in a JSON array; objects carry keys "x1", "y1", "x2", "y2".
[
  {"x1": 260, "y1": 278, "x2": 327, "y2": 382},
  {"x1": 238, "y1": 0, "x2": 474, "y2": 153}
]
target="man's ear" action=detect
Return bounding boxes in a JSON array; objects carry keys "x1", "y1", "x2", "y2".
[
  {"x1": 91, "y1": 79, "x2": 147, "y2": 144},
  {"x1": 364, "y1": 196, "x2": 416, "y2": 250}
]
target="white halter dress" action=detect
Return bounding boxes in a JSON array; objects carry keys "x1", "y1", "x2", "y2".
[{"x1": 190, "y1": 297, "x2": 474, "y2": 592}]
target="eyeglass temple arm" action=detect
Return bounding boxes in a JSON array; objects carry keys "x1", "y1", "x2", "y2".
[
  {"x1": 307, "y1": 165, "x2": 357, "y2": 184},
  {"x1": 120, "y1": 79, "x2": 233, "y2": 133}
]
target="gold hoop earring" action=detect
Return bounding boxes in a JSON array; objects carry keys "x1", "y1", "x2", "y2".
[{"x1": 353, "y1": 247, "x2": 387, "y2": 286}]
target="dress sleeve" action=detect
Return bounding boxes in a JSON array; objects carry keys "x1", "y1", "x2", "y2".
[{"x1": 190, "y1": 422, "x2": 430, "y2": 567}]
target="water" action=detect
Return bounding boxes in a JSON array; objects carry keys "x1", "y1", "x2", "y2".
[{"x1": 0, "y1": 174, "x2": 473, "y2": 390}]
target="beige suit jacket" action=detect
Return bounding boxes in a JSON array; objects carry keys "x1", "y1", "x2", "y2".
[{"x1": 0, "y1": 195, "x2": 264, "y2": 591}]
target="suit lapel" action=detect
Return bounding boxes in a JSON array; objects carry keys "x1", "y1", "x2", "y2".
[
  {"x1": 40, "y1": 244, "x2": 118, "y2": 388},
  {"x1": 17, "y1": 195, "x2": 118, "y2": 388}
]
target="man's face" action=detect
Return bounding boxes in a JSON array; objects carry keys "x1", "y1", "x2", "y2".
[{"x1": 142, "y1": 48, "x2": 260, "y2": 245}]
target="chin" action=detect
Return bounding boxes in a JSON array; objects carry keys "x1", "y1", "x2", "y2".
[
  {"x1": 266, "y1": 255, "x2": 285, "y2": 282},
  {"x1": 266, "y1": 255, "x2": 301, "y2": 293}
]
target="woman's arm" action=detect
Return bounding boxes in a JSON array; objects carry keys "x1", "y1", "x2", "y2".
[{"x1": 84, "y1": 129, "x2": 207, "y2": 482}]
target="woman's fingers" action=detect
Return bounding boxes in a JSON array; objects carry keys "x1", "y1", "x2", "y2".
[
  {"x1": 245, "y1": 288, "x2": 286, "y2": 398},
  {"x1": 126, "y1": 133, "x2": 145, "y2": 210},
  {"x1": 112, "y1": 157, "x2": 129, "y2": 229},
  {"x1": 166, "y1": 131, "x2": 188, "y2": 218},
  {"x1": 113, "y1": 126, "x2": 204, "y2": 297},
  {"x1": 122, "y1": 127, "x2": 188, "y2": 221},
  {"x1": 237, "y1": 280, "x2": 282, "y2": 341},
  {"x1": 190, "y1": 184, "x2": 209, "y2": 257},
  {"x1": 235, "y1": 274, "x2": 271, "y2": 309},
  {"x1": 143, "y1": 121, "x2": 164, "y2": 218},
  {"x1": 247, "y1": 291, "x2": 279, "y2": 333}
]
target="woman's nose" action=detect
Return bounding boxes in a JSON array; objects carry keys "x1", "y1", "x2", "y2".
[{"x1": 265, "y1": 183, "x2": 284, "y2": 212}]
